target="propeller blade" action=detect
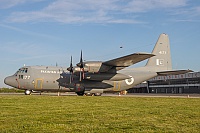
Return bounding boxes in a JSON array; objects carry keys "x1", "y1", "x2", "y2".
[
  {"x1": 67, "y1": 56, "x2": 73, "y2": 73},
  {"x1": 79, "y1": 68, "x2": 85, "y2": 81},
  {"x1": 80, "y1": 50, "x2": 83, "y2": 68},
  {"x1": 76, "y1": 50, "x2": 84, "y2": 81},
  {"x1": 70, "y1": 56, "x2": 73, "y2": 73},
  {"x1": 67, "y1": 56, "x2": 74, "y2": 84},
  {"x1": 77, "y1": 50, "x2": 84, "y2": 68},
  {"x1": 79, "y1": 69, "x2": 82, "y2": 81}
]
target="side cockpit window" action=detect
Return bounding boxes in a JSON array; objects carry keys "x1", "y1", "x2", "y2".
[{"x1": 14, "y1": 70, "x2": 19, "y2": 76}]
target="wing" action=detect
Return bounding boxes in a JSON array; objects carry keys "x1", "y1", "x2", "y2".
[
  {"x1": 157, "y1": 70, "x2": 193, "y2": 76},
  {"x1": 103, "y1": 52, "x2": 155, "y2": 71}
]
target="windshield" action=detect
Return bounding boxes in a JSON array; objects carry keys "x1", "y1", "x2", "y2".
[
  {"x1": 14, "y1": 70, "x2": 19, "y2": 76},
  {"x1": 14, "y1": 68, "x2": 28, "y2": 76}
]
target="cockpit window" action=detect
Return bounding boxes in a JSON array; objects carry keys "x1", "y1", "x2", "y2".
[
  {"x1": 18, "y1": 68, "x2": 28, "y2": 73},
  {"x1": 14, "y1": 68, "x2": 28, "y2": 76},
  {"x1": 14, "y1": 70, "x2": 19, "y2": 76}
]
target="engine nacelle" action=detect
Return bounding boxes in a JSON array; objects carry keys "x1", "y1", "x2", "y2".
[{"x1": 74, "y1": 61, "x2": 112, "y2": 73}]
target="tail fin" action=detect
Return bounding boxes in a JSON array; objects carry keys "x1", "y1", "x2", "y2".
[{"x1": 146, "y1": 33, "x2": 172, "y2": 71}]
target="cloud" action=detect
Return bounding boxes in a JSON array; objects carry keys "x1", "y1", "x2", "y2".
[
  {"x1": 0, "y1": 23, "x2": 60, "y2": 39},
  {"x1": 0, "y1": 41, "x2": 40, "y2": 56},
  {"x1": 168, "y1": 4, "x2": 200, "y2": 23},
  {"x1": 0, "y1": 0, "x2": 26, "y2": 9},
  {"x1": 5, "y1": 0, "x2": 190, "y2": 24},
  {"x1": 0, "y1": 40, "x2": 69, "y2": 66},
  {"x1": 190, "y1": 6, "x2": 200, "y2": 16},
  {"x1": 0, "y1": 0, "x2": 45, "y2": 9},
  {"x1": 9, "y1": 54, "x2": 62, "y2": 62},
  {"x1": 124, "y1": 0, "x2": 187, "y2": 12}
]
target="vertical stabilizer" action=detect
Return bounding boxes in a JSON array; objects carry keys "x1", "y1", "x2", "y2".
[{"x1": 146, "y1": 33, "x2": 172, "y2": 71}]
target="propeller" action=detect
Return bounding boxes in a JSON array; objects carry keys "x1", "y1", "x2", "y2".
[
  {"x1": 67, "y1": 56, "x2": 73, "y2": 83},
  {"x1": 76, "y1": 50, "x2": 84, "y2": 81},
  {"x1": 67, "y1": 56, "x2": 73, "y2": 73}
]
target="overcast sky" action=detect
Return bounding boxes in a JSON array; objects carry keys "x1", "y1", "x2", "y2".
[{"x1": 0, "y1": 0, "x2": 200, "y2": 87}]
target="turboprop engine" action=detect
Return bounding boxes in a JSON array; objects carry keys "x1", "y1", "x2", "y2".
[{"x1": 73, "y1": 61, "x2": 113, "y2": 73}]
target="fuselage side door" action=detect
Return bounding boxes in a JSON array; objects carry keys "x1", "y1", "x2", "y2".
[
  {"x1": 34, "y1": 79, "x2": 43, "y2": 90},
  {"x1": 113, "y1": 81, "x2": 121, "y2": 91}
]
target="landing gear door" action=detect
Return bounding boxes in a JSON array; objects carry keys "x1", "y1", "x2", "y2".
[{"x1": 35, "y1": 79, "x2": 43, "y2": 90}]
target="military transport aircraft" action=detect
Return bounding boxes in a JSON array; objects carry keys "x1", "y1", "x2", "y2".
[{"x1": 4, "y1": 33, "x2": 192, "y2": 96}]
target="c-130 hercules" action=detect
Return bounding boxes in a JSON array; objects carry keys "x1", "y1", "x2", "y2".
[{"x1": 4, "y1": 33, "x2": 192, "y2": 96}]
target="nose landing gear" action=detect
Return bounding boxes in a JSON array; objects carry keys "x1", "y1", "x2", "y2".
[{"x1": 24, "y1": 90, "x2": 32, "y2": 95}]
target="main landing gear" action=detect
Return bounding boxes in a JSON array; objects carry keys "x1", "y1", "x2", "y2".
[
  {"x1": 94, "y1": 93, "x2": 102, "y2": 96},
  {"x1": 76, "y1": 91, "x2": 85, "y2": 96},
  {"x1": 24, "y1": 90, "x2": 32, "y2": 95},
  {"x1": 76, "y1": 92, "x2": 102, "y2": 96}
]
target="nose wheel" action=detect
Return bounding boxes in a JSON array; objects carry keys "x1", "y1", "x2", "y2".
[{"x1": 24, "y1": 90, "x2": 32, "y2": 95}]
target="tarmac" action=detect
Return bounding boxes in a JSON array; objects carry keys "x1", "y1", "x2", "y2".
[{"x1": 0, "y1": 92, "x2": 200, "y2": 98}]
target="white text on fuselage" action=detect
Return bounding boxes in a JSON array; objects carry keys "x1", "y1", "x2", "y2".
[{"x1": 41, "y1": 70, "x2": 63, "y2": 74}]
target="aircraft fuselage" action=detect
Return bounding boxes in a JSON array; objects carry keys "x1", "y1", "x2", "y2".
[{"x1": 4, "y1": 65, "x2": 157, "y2": 95}]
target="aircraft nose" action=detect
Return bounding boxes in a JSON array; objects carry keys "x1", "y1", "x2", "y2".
[
  {"x1": 4, "y1": 76, "x2": 11, "y2": 85},
  {"x1": 4, "y1": 76, "x2": 17, "y2": 87}
]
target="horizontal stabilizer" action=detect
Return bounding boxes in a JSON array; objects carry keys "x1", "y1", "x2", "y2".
[
  {"x1": 104, "y1": 52, "x2": 155, "y2": 67},
  {"x1": 157, "y1": 70, "x2": 193, "y2": 76}
]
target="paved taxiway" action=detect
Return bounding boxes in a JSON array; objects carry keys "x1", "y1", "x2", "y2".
[{"x1": 0, "y1": 93, "x2": 200, "y2": 98}]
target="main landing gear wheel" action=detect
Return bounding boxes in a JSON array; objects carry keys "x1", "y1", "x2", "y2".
[
  {"x1": 94, "y1": 93, "x2": 102, "y2": 96},
  {"x1": 85, "y1": 93, "x2": 93, "y2": 96},
  {"x1": 24, "y1": 90, "x2": 32, "y2": 95},
  {"x1": 76, "y1": 92, "x2": 85, "y2": 96}
]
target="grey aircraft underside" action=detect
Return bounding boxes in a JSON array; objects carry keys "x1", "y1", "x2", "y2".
[{"x1": 4, "y1": 33, "x2": 192, "y2": 96}]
